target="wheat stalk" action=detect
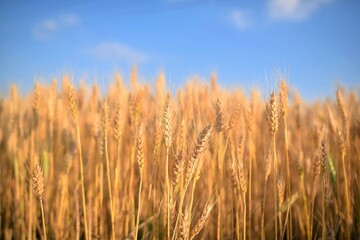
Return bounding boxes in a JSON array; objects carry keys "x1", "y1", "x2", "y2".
[
  {"x1": 135, "y1": 126, "x2": 144, "y2": 240},
  {"x1": 162, "y1": 93, "x2": 173, "y2": 239},
  {"x1": 246, "y1": 107, "x2": 253, "y2": 238},
  {"x1": 229, "y1": 158, "x2": 241, "y2": 240},
  {"x1": 261, "y1": 150, "x2": 272, "y2": 240},
  {"x1": 320, "y1": 139, "x2": 327, "y2": 240},
  {"x1": 238, "y1": 160, "x2": 247, "y2": 240},
  {"x1": 266, "y1": 91, "x2": 279, "y2": 240},
  {"x1": 337, "y1": 129, "x2": 351, "y2": 239},
  {"x1": 277, "y1": 178, "x2": 285, "y2": 238},
  {"x1": 102, "y1": 99, "x2": 115, "y2": 240},
  {"x1": 68, "y1": 82, "x2": 89, "y2": 240},
  {"x1": 173, "y1": 124, "x2": 213, "y2": 240},
  {"x1": 279, "y1": 80, "x2": 292, "y2": 239}
]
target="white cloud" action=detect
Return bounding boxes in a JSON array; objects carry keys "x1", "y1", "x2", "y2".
[
  {"x1": 268, "y1": 0, "x2": 333, "y2": 21},
  {"x1": 31, "y1": 13, "x2": 80, "y2": 41},
  {"x1": 89, "y1": 42, "x2": 147, "y2": 63},
  {"x1": 229, "y1": 9, "x2": 253, "y2": 30},
  {"x1": 60, "y1": 14, "x2": 80, "y2": 26},
  {"x1": 31, "y1": 19, "x2": 58, "y2": 40}
]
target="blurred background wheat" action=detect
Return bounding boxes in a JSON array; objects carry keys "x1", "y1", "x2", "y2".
[{"x1": 0, "y1": 71, "x2": 359, "y2": 239}]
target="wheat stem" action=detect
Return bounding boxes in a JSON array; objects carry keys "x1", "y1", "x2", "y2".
[
  {"x1": 248, "y1": 132, "x2": 252, "y2": 239},
  {"x1": 165, "y1": 147, "x2": 171, "y2": 239},
  {"x1": 261, "y1": 178, "x2": 268, "y2": 240},
  {"x1": 135, "y1": 179, "x2": 143, "y2": 240},
  {"x1": 283, "y1": 117, "x2": 292, "y2": 239},
  {"x1": 321, "y1": 176, "x2": 326, "y2": 240},
  {"x1": 341, "y1": 150, "x2": 350, "y2": 239},
  {"x1": 76, "y1": 123, "x2": 89, "y2": 240},
  {"x1": 40, "y1": 199, "x2": 47, "y2": 240},
  {"x1": 273, "y1": 135, "x2": 278, "y2": 240},
  {"x1": 104, "y1": 137, "x2": 115, "y2": 240},
  {"x1": 242, "y1": 193, "x2": 247, "y2": 240}
]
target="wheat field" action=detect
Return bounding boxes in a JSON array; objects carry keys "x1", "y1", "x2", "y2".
[{"x1": 0, "y1": 70, "x2": 359, "y2": 240}]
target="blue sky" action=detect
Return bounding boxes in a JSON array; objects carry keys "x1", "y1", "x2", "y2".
[{"x1": 0, "y1": 0, "x2": 359, "y2": 100}]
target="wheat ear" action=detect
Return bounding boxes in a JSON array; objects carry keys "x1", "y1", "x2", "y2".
[
  {"x1": 190, "y1": 202, "x2": 214, "y2": 240},
  {"x1": 31, "y1": 163, "x2": 47, "y2": 240},
  {"x1": 172, "y1": 124, "x2": 213, "y2": 240}
]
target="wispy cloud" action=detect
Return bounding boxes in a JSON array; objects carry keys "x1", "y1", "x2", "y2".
[
  {"x1": 89, "y1": 42, "x2": 147, "y2": 63},
  {"x1": 268, "y1": 0, "x2": 333, "y2": 21},
  {"x1": 60, "y1": 14, "x2": 80, "y2": 26},
  {"x1": 229, "y1": 9, "x2": 253, "y2": 30},
  {"x1": 31, "y1": 13, "x2": 80, "y2": 41},
  {"x1": 31, "y1": 19, "x2": 58, "y2": 40}
]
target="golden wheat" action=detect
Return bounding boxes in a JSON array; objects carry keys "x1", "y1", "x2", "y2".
[{"x1": 0, "y1": 72, "x2": 359, "y2": 240}]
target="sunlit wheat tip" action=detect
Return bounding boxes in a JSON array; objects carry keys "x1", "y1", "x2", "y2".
[
  {"x1": 320, "y1": 139, "x2": 327, "y2": 174},
  {"x1": 214, "y1": 99, "x2": 224, "y2": 132},
  {"x1": 67, "y1": 83, "x2": 78, "y2": 119},
  {"x1": 102, "y1": 99, "x2": 110, "y2": 139},
  {"x1": 162, "y1": 93, "x2": 173, "y2": 148},
  {"x1": 228, "y1": 102, "x2": 241, "y2": 131},
  {"x1": 32, "y1": 83, "x2": 40, "y2": 113},
  {"x1": 337, "y1": 129, "x2": 346, "y2": 159},
  {"x1": 173, "y1": 149, "x2": 185, "y2": 189},
  {"x1": 184, "y1": 124, "x2": 213, "y2": 185},
  {"x1": 279, "y1": 80, "x2": 288, "y2": 117},
  {"x1": 137, "y1": 127, "x2": 144, "y2": 176},
  {"x1": 113, "y1": 101, "x2": 123, "y2": 143},
  {"x1": 179, "y1": 209, "x2": 190, "y2": 240},
  {"x1": 277, "y1": 179, "x2": 285, "y2": 207},
  {"x1": 266, "y1": 92, "x2": 279, "y2": 136},
  {"x1": 264, "y1": 150, "x2": 272, "y2": 181},
  {"x1": 190, "y1": 203, "x2": 214, "y2": 240},
  {"x1": 32, "y1": 163, "x2": 45, "y2": 200}
]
